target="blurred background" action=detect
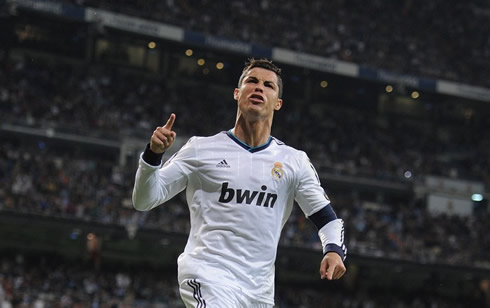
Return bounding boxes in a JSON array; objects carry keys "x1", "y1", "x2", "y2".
[{"x1": 0, "y1": 0, "x2": 489, "y2": 307}]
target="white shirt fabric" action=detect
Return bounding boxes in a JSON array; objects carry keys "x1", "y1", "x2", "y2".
[{"x1": 132, "y1": 131, "x2": 331, "y2": 305}]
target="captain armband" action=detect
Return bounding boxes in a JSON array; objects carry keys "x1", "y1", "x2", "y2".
[{"x1": 318, "y1": 218, "x2": 347, "y2": 261}]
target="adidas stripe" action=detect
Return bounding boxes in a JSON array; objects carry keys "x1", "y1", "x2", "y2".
[{"x1": 187, "y1": 279, "x2": 206, "y2": 308}]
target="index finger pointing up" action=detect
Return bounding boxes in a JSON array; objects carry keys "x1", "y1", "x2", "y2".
[{"x1": 163, "y1": 113, "x2": 176, "y2": 130}]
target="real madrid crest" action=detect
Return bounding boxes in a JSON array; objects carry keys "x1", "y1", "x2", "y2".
[{"x1": 271, "y1": 162, "x2": 284, "y2": 180}]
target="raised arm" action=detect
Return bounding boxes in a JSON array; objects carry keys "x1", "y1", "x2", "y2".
[{"x1": 132, "y1": 113, "x2": 189, "y2": 211}]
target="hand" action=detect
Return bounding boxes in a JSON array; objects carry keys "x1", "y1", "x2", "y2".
[
  {"x1": 150, "y1": 113, "x2": 176, "y2": 154},
  {"x1": 320, "y1": 252, "x2": 346, "y2": 280}
]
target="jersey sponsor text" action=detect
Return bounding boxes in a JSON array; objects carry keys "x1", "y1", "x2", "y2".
[{"x1": 218, "y1": 182, "x2": 277, "y2": 208}]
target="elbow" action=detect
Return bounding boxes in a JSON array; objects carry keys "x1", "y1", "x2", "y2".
[
  {"x1": 132, "y1": 176, "x2": 168, "y2": 211},
  {"x1": 133, "y1": 202, "x2": 152, "y2": 212},
  {"x1": 132, "y1": 192, "x2": 157, "y2": 212}
]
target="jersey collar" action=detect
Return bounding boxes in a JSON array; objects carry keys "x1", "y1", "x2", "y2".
[{"x1": 226, "y1": 130, "x2": 273, "y2": 153}]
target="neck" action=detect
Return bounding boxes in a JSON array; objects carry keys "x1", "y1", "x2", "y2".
[{"x1": 232, "y1": 118, "x2": 272, "y2": 147}]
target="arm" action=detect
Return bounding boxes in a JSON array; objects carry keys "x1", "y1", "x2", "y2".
[
  {"x1": 132, "y1": 114, "x2": 191, "y2": 211},
  {"x1": 294, "y1": 152, "x2": 347, "y2": 280},
  {"x1": 311, "y1": 209, "x2": 347, "y2": 280},
  {"x1": 132, "y1": 144, "x2": 188, "y2": 211}
]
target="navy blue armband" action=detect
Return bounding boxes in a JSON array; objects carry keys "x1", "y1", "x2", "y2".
[
  {"x1": 308, "y1": 204, "x2": 338, "y2": 230},
  {"x1": 142, "y1": 143, "x2": 164, "y2": 166}
]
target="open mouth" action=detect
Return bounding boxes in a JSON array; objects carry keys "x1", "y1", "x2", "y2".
[{"x1": 249, "y1": 94, "x2": 264, "y2": 103}]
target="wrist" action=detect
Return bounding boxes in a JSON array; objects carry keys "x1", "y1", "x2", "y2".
[
  {"x1": 142, "y1": 143, "x2": 164, "y2": 166},
  {"x1": 318, "y1": 218, "x2": 347, "y2": 261}
]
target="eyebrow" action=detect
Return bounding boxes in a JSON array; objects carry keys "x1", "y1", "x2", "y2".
[{"x1": 245, "y1": 76, "x2": 277, "y2": 88}]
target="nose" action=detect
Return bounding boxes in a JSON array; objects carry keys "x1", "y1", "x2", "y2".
[{"x1": 254, "y1": 82, "x2": 264, "y2": 92}]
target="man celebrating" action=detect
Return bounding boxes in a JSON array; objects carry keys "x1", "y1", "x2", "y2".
[{"x1": 133, "y1": 58, "x2": 347, "y2": 307}]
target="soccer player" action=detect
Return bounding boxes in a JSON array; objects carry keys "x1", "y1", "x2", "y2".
[{"x1": 132, "y1": 58, "x2": 347, "y2": 307}]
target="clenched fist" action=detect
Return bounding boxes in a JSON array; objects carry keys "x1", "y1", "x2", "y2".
[
  {"x1": 150, "y1": 113, "x2": 177, "y2": 154},
  {"x1": 320, "y1": 252, "x2": 346, "y2": 280}
]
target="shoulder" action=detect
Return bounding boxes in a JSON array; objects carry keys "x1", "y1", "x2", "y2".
[
  {"x1": 185, "y1": 131, "x2": 228, "y2": 145},
  {"x1": 270, "y1": 136, "x2": 306, "y2": 158},
  {"x1": 179, "y1": 132, "x2": 230, "y2": 153},
  {"x1": 270, "y1": 137, "x2": 312, "y2": 171},
  {"x1": 165, "y1": 133, "x2": 224, "y2": 164}
]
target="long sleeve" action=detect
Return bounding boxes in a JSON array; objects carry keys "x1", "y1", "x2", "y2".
[
  {"x1": 294, "y1": 151, "x2": 347, "y2": 260},
  {"x1": 294, "y1": 151, "x2": 331, "y2": 216},
  {"x1": 132, "y1": 137, "x2": 198, "y2": 211}
]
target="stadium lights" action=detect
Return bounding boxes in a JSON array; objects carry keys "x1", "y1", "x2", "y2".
[
  {"x1": 148, "y1": 41, "x2": 156, "y2": 49},
  {"x1": 185, "y1": 49, "x2": 193, "y2": 56},
  {"x1": 385, "y1": 85, "x2": 393, "y2": 93},
  {"x1": 472, "y1": 194, "x2": 484, "y2": 202},
  {"x1": 197, "y1": 58, "x2": 205, "y2": 66},
  {"x1": 320, "y1": 80, "x2": 328, "y2": 88}
]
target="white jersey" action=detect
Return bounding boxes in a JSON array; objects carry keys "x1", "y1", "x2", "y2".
[{"x1": 132, "y1": 131, "x2": 331, "y2": 305}]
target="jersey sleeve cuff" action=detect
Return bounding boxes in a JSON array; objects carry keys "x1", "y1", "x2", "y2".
[
  {"x1": 324, "y1": 243, "x2": 347, "y2": 261},
  {"x1": 318, "y1": 218, "x2": 347, "y2": 261},
  {"x1": 142, "y1": 143, "x2": 164, "y2": 166}
]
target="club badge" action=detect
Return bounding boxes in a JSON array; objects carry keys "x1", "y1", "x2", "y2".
[{"x1": 271, "y1": 162, "x2": 284, "y2": 180}]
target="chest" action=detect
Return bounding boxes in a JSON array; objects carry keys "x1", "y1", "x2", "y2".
[{"x1": 195, "y1": 148, "x2": 295, "y2": 203}]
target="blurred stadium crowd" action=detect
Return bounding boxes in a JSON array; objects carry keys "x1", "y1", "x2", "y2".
[
  {"x1": 1, "y1": 0, "x2": 490, "y2": 306},
  {"x1": 1, "y1": 254, "x2": 485, "y2": 307},
  {"x1": 1, "y1": 59, "x2": 488, "y2": 184},
  {"x1": 64, "y1": 0, "x2": 490, "y2": 88},
  {"x1": 1, "y1": 57, "x2": 489, "y2": 268}
]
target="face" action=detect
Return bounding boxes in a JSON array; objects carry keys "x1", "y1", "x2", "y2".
[{"x1": 233, "y1": 67, "x2": 283, "y2": 121}]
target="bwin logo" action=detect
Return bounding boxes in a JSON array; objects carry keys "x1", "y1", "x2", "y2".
[{"x1": 218, "y1": 182, "x2": 277, "y2": 208}]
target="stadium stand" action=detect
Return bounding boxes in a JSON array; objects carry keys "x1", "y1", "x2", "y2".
[
  {"x1": 1, "y1": 58, "x2": 488, "y2": 185},
  {"x1": 61, "y1": 0, "x2": 490, "y2": 88},
  {"x1": 1, "y1": 136, "x2": 489, "y2": 268},
  {"x1": 1, "y1": 0, "x2": 489, "y2": 306},
  {"x1": 0, "y1": 252, "x2": 487, "y2": 307}
]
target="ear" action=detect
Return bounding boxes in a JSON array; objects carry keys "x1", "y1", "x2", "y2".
[
  {"x1": 233, "y1": 88, "x2": 239, "y2": 100},
  {"x1": 274, "y1": 99, "x2": 283, "y2": 111}
]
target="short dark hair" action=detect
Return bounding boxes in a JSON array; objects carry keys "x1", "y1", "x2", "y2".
[{"x1": 238, "y1": 58, "x2": 283, "y2": 98}]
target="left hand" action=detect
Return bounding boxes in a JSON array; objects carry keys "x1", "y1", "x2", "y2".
[
  {"x1": 150, "y1": 113, "x2": 177, "y2": 154},
  {"x1": 320, "y1": 252, "x2": 346, "y2": 280}
]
